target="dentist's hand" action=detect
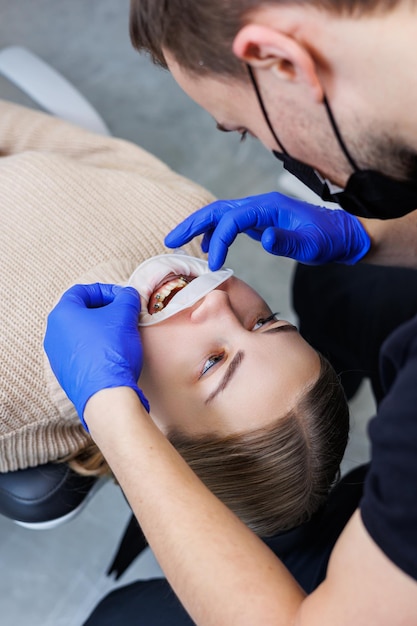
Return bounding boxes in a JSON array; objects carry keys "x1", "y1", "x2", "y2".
[
  {"x1": 44, "y1": 283, "x2": 149, "y2": 431},
  {"x1": 165, "y1": 191, "x2": 371, "y2": 270}
]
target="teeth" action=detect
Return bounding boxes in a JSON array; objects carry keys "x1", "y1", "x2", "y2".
[{"x1": 151, "y1": 276, "x2": 190, "y2": 312}]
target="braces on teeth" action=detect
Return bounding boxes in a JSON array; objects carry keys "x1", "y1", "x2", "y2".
[{"x1": 152, "y1": 276, "x2": 190, "y2": 311}]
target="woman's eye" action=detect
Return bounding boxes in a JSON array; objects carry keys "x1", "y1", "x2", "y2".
[
  {"x1": 252, "y1": 312, "x2": 280, "y2": 331},
  {"x1": 201, "y1": 353, "x2": 224, "y2": 377}
]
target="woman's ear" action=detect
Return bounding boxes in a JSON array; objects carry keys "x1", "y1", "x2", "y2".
[{"x1": 233, "y1": 24, "x2": 323, "y2": 103}]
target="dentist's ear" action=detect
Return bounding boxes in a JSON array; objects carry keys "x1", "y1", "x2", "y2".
[{"x1": 233, "y1": 24, "x2": 323, "y2": 103}]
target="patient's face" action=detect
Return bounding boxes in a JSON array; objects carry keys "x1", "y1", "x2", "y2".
[{"x1": 139, "y1": 276, "x2": 320, "y2": 437}]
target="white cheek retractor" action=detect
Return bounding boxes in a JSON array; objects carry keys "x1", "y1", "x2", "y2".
[{"x1": 127, "y1": 252, "x2": 234, "y2": 326}]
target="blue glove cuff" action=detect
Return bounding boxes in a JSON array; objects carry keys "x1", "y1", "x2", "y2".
[
  {"x1": 136, "y1": 387, "x2": 151, "y2": 413},
  {"x1": 79, "y1": 384, "x2": 150, "y2": 433},
  {"x1": 337, "y1": 213, "x2": 372, "y2": 265}
]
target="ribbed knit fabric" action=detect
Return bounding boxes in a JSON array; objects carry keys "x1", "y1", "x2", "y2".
[{"x1": 0, "y1": 100, "x2": 213, "y2": 472}]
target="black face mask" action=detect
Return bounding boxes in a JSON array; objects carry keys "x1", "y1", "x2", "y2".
[{"x1": 247, "y1": 66, "x2": 417, "y2": 220}]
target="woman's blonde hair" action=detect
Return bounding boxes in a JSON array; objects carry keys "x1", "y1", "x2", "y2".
[{"x1": 66, "y1": 353, "x2": 348, "y2": 537}]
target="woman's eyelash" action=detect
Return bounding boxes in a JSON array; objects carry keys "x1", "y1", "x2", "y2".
[
  {"x1": 200, "y1": 313, "x2": 279, "y2": 377},
  {"x1": 239, "y1": 130, "x2": 248, "y2": 143},
  {"x1": 252, "y1": 312, "x2": 280, "y2": 331},
  {"x1": 201, "y1": 353, "x2": 225, "y2": 377}
]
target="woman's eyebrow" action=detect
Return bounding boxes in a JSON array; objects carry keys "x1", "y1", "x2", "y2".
[{"x1": 204, "y1": 350, "x2": 245, "y2": 405}]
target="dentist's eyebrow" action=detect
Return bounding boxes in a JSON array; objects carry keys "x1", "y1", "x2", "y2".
[
  {"x1": 205, "y1": 350, "x2": 245, "y2": 405},
  {"x1": 216, "y1": 122, "x2": 233, "y2": 133},
  {"x1": 262, "y1": 323, "x2": 298, "y2": 336}
]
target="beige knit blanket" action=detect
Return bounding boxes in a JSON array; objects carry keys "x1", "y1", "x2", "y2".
[{"x1": 0, "y1": 100, "x2": 214, "y2": 472}]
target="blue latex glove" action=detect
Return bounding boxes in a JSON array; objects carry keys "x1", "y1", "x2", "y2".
[
  {"x1": 165, "y1": 191, "x2": 371, "y2": 271},
  {"x1": 44, "y1": 283, "x2": 149, "y2": 431}
]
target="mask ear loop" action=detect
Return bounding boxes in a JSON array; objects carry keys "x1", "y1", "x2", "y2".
[
  {"x1": 323, "y1": 96, "x2": 359, "y2": 173},
  {"x1": 246, "y1": 64, "x2": 289, "y2": 155},
  {"x1": 247, "y1": 62, "x2": 360, "y2": 175}
]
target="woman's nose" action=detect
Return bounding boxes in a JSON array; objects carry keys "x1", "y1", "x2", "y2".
[{"x1": 190, "y1": 289, "x2": 236, "y2": 325}]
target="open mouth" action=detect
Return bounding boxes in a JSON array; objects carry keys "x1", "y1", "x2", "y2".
[
  {"x1": 148, "y1": 274, "x2": 196, "y2": 314},
  {"x1": 128, "y1": 253, "x2": 234, "y2": 326}
]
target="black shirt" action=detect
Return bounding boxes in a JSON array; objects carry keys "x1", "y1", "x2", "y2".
[{"x1": 361, "y1": 313, "x2": 417, "y2": 580}]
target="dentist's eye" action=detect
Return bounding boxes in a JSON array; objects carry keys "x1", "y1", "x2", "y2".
[
  {"x1": 200, "y1": 353, "x2": 225, "y2": 377},
  {"x1": 252, "y1": 312, "x2": 280, "y2": 331}
]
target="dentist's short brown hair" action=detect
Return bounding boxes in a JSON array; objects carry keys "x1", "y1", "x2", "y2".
[{"x1": 129, "y1": 0, "x2": 399, "y2": 78}]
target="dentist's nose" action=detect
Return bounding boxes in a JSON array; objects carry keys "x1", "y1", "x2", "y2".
[{"x1": 190, "y1": 289, "x2": 235, "y2": 325}]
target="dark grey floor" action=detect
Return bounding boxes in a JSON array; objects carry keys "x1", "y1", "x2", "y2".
[{"x1": 0, "y1": 2, "x2": 374, "y2": 624}]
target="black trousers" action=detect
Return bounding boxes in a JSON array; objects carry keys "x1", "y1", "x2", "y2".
[{"x1": 84, "y1": 578, "x2": 194, "y2": 626}]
